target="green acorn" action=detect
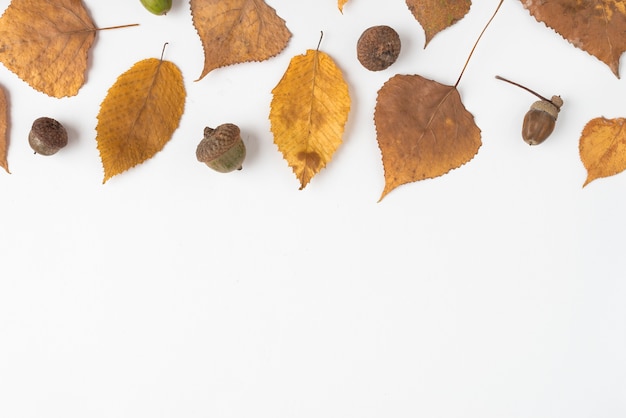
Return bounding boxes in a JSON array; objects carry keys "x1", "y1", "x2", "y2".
[{"x1": 140, "y1": 0, "x2": 172, "y2": 15}]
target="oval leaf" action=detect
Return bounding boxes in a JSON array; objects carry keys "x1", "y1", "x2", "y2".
[
  {"x1": 406, "y1": 0, "x2": 471, "y2": 47},
  {"x1": 375, "y1": 74, "x2": 481, "y2": 201},
  {"x1": 520, "y1": 0, "x2": 626, "y2": 78},
  {"x1": 96, "y1": 58, "x2": 186, "y2": 183},
  {"x1": 0, "y1": 84, "x2": 8, "y2": 173},
  {"x1": 270, "y1": 49, "x2": 351, "y2": 189},
  {"x1": 0, "y1": 0, "x2": 96, "y2": 97},
  {"x1": 191, "y1": 0, "x2": 292, "y2": 80},
  {"x1": 580, "y1": 117, "x2": 626, "y2": 187}
]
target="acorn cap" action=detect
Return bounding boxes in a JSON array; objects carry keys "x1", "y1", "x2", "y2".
[
  {"x1": 530, "y1": 96, "x2": 563, "y2": 119},
  {"x1": 196, "y1": 123, "x2": 246, "y2": 173},
  {"x1": 28, "y1": 117, "x2": 68, "y2": 156}
]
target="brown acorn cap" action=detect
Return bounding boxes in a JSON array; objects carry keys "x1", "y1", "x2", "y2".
[
  {"x1": 196, "y1": 123, "x2": 241, "y2": 162},
  {"x1": 28, "y1": 117, "x2": 68, "y2": 155},
  {"x1": 357, "y1": 25, "x2": 401, "y2": 71}
]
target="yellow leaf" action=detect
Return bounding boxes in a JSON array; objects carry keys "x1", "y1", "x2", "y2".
[
  {"x1": 339, "y1": 0, "x2": 350, "y2": 12},
  {"x1": 0, "y1": 0, "x2": 95, "y2": 98},
  {"x1": 270, "y1": 48, "x2": 351, "y2": 189},
  {"x1": 0, "y1": 84, "x2": 8, "y2": 173},
  {"x1": 579, "y1": 117, "x2": 626, "y2": 187},
  {"x1": 96, "y1": 57, "x2": 186, "y2": 183},
  {"x1": 190, "y1": 0, "x2": 292, "y2": 80}
]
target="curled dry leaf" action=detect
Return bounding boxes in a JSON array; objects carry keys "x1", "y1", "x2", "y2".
[
  {"x1": 375, "y1": 74, "x2": 481, "y2": 201},
  {"x1": 190, "y1": 0, "x2": 292, "y2": 80},
  {"x1": 0, "y1": 84, "x2": 8, "y2": 173},
  {"x1": 579, "y1": 117, "x2": 626, "y2": 187},
  {"x1": 520, "y1": 0, "x2": 626, "y2": 78},
  {"x1": 270, "y1": 48, "x2": 351, "y2": 189},
  {"x1": 406, "y1": 0, "x2": 471, "y2": 47},
  {"x1": 96, "y1": 57, "x2": 186, "y2": 183},
  {"x1": 0, "y1": 0, "x2": 95, "y2": 98}
]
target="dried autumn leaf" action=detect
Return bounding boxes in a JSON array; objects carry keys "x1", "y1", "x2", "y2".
[
  {"x1": 406, "y1": 0, "x2": 471, "y2": 47},
  {"x1": 375, "y1": 74, "x2": 481, "y2": 201},
  {"x1": 0, "y1": 84, "x2": 8, "y2": 173},
  {"x1": 270, "y1": 48, "x2": 350, "y2": 189},
  {"x1": 96, "y1": 57, "x2": 186, "y2": 183},
  {"x1": 190, "y1": 0, "x2": 291, "y2": 80},
  {"x1": 339, "y1": 0, "x2": 349, "y2": 12},
  {"x1": 520, "y1": 0, "x2": 626, "y2": 78},
  {"x1": 0, "y1": 0, "x2": 96, "y2": 97},
  {"x1": 579, "y1": 117, "x2": 626, "y2": 187}
]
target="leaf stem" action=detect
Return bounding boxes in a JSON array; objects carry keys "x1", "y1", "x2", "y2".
[
  {"x1": 495, "y1": 75, "x2": 551, "y2": 103},
  {"x1": 317, "y1": 31, "x2": 324, "y2": 51},
  {"x1": 96, "y1": 23, "x2": 140, "y2": 31},
  {"x1": 454, "y1": 0, "x2": 504, "y2": 88}
]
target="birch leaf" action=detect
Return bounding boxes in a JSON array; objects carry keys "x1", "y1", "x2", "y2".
[
  {"x1": 270, "y1": 48, "x2": 351, "y2": 189},
  {"x1": 0, "y1": 84, "x2": 8, "y2": 173},
  {"x1": 96, "y1": 57, "x2": 186, "y2": 183},
  {"x1": 191, "y1": 0, "x2": 291, "y2": 80},
  {"x1": 580, "y1": 117, "x2": 626, "y2": 187},
  {"x1": 375, "y1": 74, "x2": 481, "y2": 201},
  {"x1": 0, "y1": 0, "x2": 96, "y2": 98},
  {"x1": 406, "y1": 0, "x2": 471, "y2": 47}
]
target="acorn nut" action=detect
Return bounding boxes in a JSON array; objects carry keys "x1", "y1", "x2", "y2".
[
  {"x1": 140, "y1": 0, "x2": 172, "y2": 15},
  {"x1": 28, "y1": 117, "x2": 68, "y2": 156},
  {"x1": 196, "y1": 123, "x2": 246, "y2": 173},
  {"x1": 522, "y1": 96, "x2": 563, "y2": 145},
  {"x1": 357, "y1": 25, "x2": 401, "y2": 71}
]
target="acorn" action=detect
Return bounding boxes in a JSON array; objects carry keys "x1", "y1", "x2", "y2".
[
  {"x1": 357, "y1": 25, "x2": 401, "y2": 71},
  {"x1": 140, "y1": 0, "x2": 172, "y2": 15},
  {"x1": 196, "y1": 123, "x2": 246, "y2": 173},
  {"x1": 496, "y1": 75, "x2": 563, "y2": 145},
  {"x1": 28, "y1": 117, "x2": 68, "y2": 156}
]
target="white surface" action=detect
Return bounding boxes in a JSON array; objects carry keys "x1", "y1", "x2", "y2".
[{"x1": 1, "y1": 0, "x2": 625, "y2": 417}]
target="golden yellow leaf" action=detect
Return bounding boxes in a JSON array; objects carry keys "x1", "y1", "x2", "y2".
[
  {"x1": 0, "y1": 84, "x2": 8, "y2": 173},
  {"x1": 579, "y1": 117, "x2": 626, "y2": 187},
  {"x1": 406, "y1": 0, "x2": 471, "y2": 47},
  {"x1": 190, "y1": 0, "x2": 292, "y2": 81},
  {"x1": 270, "y1": 48, "x2": 351, "y2": 189},
  {"x1": 339, "y1": 0, "x2": 350, "y2": 12},
  {"x1": 375, "y1": 74, "x2": 481, "y2": 201},
  {"x1": 0, "y1": 0, "x2": 96, "y2": 98},
  {"x1": 96, "y1": 57, "x2": 186, "y2": 183}
]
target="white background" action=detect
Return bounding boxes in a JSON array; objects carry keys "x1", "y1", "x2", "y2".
[{"x1": 1, "y1": 0, "x2": 625, "y2": 417}]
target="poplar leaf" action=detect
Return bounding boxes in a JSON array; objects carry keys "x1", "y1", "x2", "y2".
[
  {"x1": 190, "y1": 0, "x2": 291, "y2": 80},
  {"x1": 521, "y1": 0, "x2": 626, "y2": 78},
  {"x1": 270, "y1": 48, "x2": 351, "y2": 189},
  {"x1": 0, "y1": 84, "x2": 8, "y2": 173},
  {"x1": 375, "y1": 74, "x2": 481, "y2": 201},
  {"x1": 96, "y1": 57, "x2": 186, "y2": 183},
  {"x1": 579, "y1": 117, "x2": 626, "y2": 187},
  {"x1": 0, "y1": 0, "x2": 96, "y2": 98},
  {"x1": 406, "y1": 0, "x2": 471, "y2": 47}
]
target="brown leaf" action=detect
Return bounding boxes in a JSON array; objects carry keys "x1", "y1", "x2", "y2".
[
  {"x1": 190, "y1": 0, "x2": 291, "y2": 80},
  {"x1": 579, "y1": 117, "x2": 626, "y2": 187},
  {"x1": 96, "y1": 57, "x2": 186, "y2": 183},
  {"x1": 270, "y1": 48, "x2": 351, "y2": 189},
  {"x1": 0, "y1": 84, "x2": 8, "y2": 173},
  {"x1": 375, "y1": 74, "x2": 481, "y2": 201},
  {"x1": 520, "y1": 0, "x2": 626, "y2": 78},
  {"x1": 406, "y1": 0, "x2": 471, "y2": 47},
  {"x1": 0, "y1": 0, "x2": 96, "y2": 97}
]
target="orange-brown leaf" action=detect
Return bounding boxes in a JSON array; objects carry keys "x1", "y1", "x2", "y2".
[
  {"x1": 190, "y1": 0, "x2": 291, "y2": 80},
  {"x1": 270, "y1": 49, "x2": 351, "y2": 189},
  {"x1": 375, "y1": 74, "x2": 481, "y2": 201},
  {"x1": 406, "y1": 0, "x2": 471, "y2": 47},
  {"x1": 579, "y1": 117, "x2": 626, "y2": 187},
  {"x1": 96, "y1": 58, "x2": 186, "y2": 183},
  {"x1": 0, "y1": 84, "x2": 8, "y2": 173},
  {"x1": 0, "y1": 0, "x2": 96, "y2": 97},
  {"x1": 520, "y1": 0, "x2": 626, "y2": 78},
  {"x1": 339, "y1": 0, "x2": 349, "y2": 12}
]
